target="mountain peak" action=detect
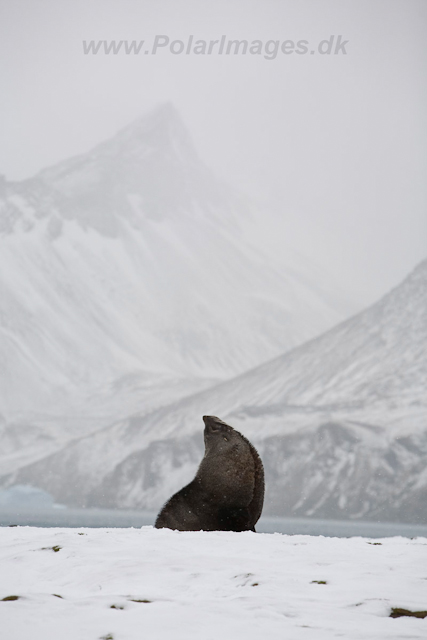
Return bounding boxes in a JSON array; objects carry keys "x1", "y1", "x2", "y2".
[
  {"x1": 30, "y1": 103, "x2": 221, "y2": 232},
  {"x1": 39, "y1": 102, "x2": 199, "y2": 182},
  {"x1": 122, "y1": 102, "x2": 184, "y2": 135},
  {"x1": 108, "y1": 102, "x2": 197, "y2": 160}
]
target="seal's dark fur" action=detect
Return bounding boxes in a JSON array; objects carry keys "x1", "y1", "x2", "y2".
[{"x1": 155, "y1": 415, "x2": 264, "y2": 532}]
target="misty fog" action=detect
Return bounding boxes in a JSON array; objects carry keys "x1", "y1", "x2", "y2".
[{"x1": 0, "y1": 0, "x2": 426, "y2": 530}]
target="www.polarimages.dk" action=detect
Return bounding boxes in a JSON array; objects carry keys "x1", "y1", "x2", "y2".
[{"x1": 82, "y1": 35, "x2": 349, "y2": 58}]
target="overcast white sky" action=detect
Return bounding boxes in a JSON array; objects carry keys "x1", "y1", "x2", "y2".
[{"x1": 1, "y1": 0, "x2": 426, "y2": 303}]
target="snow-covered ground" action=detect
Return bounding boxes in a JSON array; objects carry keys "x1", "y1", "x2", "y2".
[{"x1": 1, "y1": 526, "x2": 426, "y2": 640}]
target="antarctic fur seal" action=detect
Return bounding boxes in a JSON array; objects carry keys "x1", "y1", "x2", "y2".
[{"x1": 155, "y1": 415, "x2": 264, "y2": 532}]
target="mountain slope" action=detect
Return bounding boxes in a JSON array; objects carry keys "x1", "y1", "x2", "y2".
[
  {"x1": 0, "y1": 103, "x2": 353, "y2": 431},
  {"x1": 5, "y1": 260, "x2": 426, "y2": 522}
]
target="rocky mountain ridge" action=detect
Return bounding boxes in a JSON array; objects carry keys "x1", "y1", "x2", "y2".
[{"x1": 3, "y1": 260, "x2": 426, "y2": 523}]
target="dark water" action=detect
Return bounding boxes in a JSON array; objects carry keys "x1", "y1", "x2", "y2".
[{"x1": 1, "y1": 506, "x2": 427, "y2": 538}]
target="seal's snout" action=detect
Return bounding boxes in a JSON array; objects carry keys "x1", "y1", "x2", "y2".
[{"x1": 203, "y1": 415, "x2": 226, "y2": 432}]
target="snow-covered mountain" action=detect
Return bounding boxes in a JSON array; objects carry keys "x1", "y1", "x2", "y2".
[
  {"x1": 0, "y1": 103, "x2": 353, "y2": 446},
  {"x1": 4, "y1": 260, "x2": 426, "y2": 523}
]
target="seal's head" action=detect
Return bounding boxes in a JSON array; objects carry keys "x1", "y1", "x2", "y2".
[
  {"x1": 203, "y1": 414, "x2": 232, "y2": 434},
  {"x1": 202, "y1": 415, "x2": 242, "y2": 455}
]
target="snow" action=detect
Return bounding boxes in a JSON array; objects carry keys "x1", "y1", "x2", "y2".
[
  {"x1": 19, "y1": 258, "x2": 420, "y2": 521},
  {"x1": 0, "y1": 526, "x2": 426, "y2": 640},
  {"x1": 1, "y1": 104, "x2": 426, "y2": 525},
  {"x1": 0, "y1": 104, "x2": 355, "y2": 427}
]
